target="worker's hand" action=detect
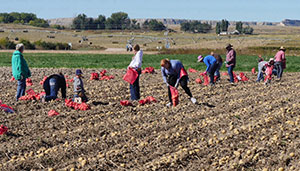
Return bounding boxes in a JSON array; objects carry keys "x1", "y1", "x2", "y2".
[
  {"x1": 203, "y1": 71, "x2": 207, "y2": 75},
  {"x1": 224, "y1": 61, "x2": 228, "y2": 64}
]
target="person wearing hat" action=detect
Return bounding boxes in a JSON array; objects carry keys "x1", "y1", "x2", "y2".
[
  {"x1": 264, "y1": 58, "x2": 275, "y2": 85},
  {"x1": 73, "y1": 69, "x2": 88, "y2": 102},
  {"x1": 274, "y1": 46, "x2": 286, "y2": 81},
  {"x1": 198, "y1": 54, "x2": 219, "y2": 85},
  {"x1": 128, "y1": 44, "x2": 143, "y2": 101},
  {"x1": 42, "y1": 73, "x2": 66, "y2": 102},
  {"x1": 225, "y1": 44, "x2": 236, "y2": 84},
  {"x1": 161, "y1": 59, "x2": 196, "y2": 107},
  {"x1": 11, "y1": 43, "x2": 31, "y2": 101}
]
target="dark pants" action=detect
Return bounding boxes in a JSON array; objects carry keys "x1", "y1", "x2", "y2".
[
  {"x1": 208, "y1": 61, "x2": 219, "y2": 84},
  {"x1": 16, "y1": 78, "x2": 26, "y2": 101},
  {"x1": 214, "y1": 62, "x2": 222, "y2": 81},
  {"x1": 227, "y1": 65, "x2": 235, "y2": 83},
  {"x1": 274, "y1": 61, "x2": 283, "y2": 78},
  {"x1": 130, "y1": 70, "x2": 141, "y2": 100},
  {"x1": 45, "y1": 78, "x2": 58, "y2": 101},
  {"x1": 74, "y1": 91, "x2": 88, "y2": 102},
  {"x1": 167, "y1": 75, "x2": 192, "y2": 103}
]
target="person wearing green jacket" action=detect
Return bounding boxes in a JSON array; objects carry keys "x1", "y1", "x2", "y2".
[{"x1": 11, "y1": 44, "x2": 31, "y2": 101}]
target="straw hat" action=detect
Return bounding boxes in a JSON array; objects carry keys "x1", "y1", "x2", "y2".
[
  {"x1": 225, "y1": 43, "x2": 233, "y2": 49},
  {"x1": 279, "y1": 46, "x2": 285, "y2": 50},
  {"x1": 268, "y1": 58, "x2": 274, "y2": 63}
]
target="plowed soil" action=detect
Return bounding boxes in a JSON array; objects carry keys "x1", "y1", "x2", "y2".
[{"x1": 0, "y1": 67, "x2": 300, "y2": 171}]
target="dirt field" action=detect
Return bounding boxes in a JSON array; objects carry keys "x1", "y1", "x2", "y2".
[{"x1": 0, "y1": 67, "x2": 300, "y2": 170}]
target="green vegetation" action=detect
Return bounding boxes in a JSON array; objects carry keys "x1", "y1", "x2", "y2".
[
  {"x1": 0, "y1": 12, "x2": 49, "y2": 28},
  {"x1": 0, "y1": 38, "x2": 69, "y2": 50},
  {"x1": 180, "y1": 21, "x2": 212, "y2": 33},
  {"x1": 216, "y1": 19, "x2": 229, "y2": 34},
  {"x1": 0, "y1": 52, "x2": 299, "y2": 72}
]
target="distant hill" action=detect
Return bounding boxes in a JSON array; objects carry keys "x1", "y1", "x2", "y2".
[{"x1": 49, "y1": 18, "x2": 297, "y2": 27}]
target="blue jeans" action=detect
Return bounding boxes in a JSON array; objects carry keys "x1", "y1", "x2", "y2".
[
  {"x1": 275, "y1": 62, "x2": 283, "y2": 78},
  {"x1": 256, "y1": 67, "x2": 264, "y2": 82},
  {"x1": 227, "y1": 66, "x2": 235, "y2": 83},
  {"x1": 16, "y1": 78, "x2": 26, "y2": 101},
  {"x1": 130, "y1": 70, "x2": 141, "y2": 100},
  {"x1": 208, "y1": 61, "x2": 219, "y2": 84},
  {"x1": 214, "y1": 62, "x2": 222, "y2": 80},
  {"x1": 45, "y1": 78, "x2": 58, "y2": 101}
]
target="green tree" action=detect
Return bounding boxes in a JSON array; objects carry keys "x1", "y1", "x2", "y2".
[
  {"x1": 236, "y1": 21, "x2": 243, "y2": 33},
  {"x1": 216, "y1": 22, "x2": 221, "y2": 34},
  {"x1": 221, "y1": 19, "x2": 229, "y2": 32},
  {"x1": 94, "y1": 15, "x2": 106, "y2": 29},
  {"x1": 147, "y1": 19, "x2": 166, "y2": 31},
  {"x1": 180, "y1": 22, "x2": 191, "y2": 32},
  {"x1": 105, "y1": 12, "x2": 131, "y2": 30},
  {"x1": 242, "y1": 26, "x2": 254, "y2": 34},
  {"x1": 72, "y1": 14, "x2": 89, "y2": 30}
]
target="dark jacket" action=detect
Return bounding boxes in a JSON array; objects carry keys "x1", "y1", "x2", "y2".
[
  {"x1": 213, "y1": 54, "x2": 223, "y2": 63},
  {"x1": 43, "y1": 74, "x2": 66, "y2": 98}
]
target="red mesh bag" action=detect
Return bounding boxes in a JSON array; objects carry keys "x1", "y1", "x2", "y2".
[
  {"x1": 48, "y1": 110, "x2": 59, "y2": 117},
  {"x1": 0, "y1": 125, "x2": 8, "y2": 135},
  {"x1": 120, "y1": 100, "x2": 133, "y2": 106},
  {"x1": 26, "y1": 78, "x2": 33, "y2": 86},
  {"x1": 180, "y1": 68, "x2": 188, "y2": 78},
  {"x1": 123, "y1": 68, "x2": 138, "y2": 84},
  {"x1": 251, "y1": 67, "x2": 256, "y2": 74},
  {"x1": 142, "y1": 67, "x2": 155, "y2": 74},
  {"x1": 170, "y1": 86, "x2": 179, "y2": 107},
  {"x1": 239, "y1": 72, "x2": 249, "y2": 81},
  {"x1": 90, "y1": 73, "x2": 99, "y2": 80},
  {"x1": 10, "y1": 77, "x2": 15, "y2": 82},
  {"x1": 40, "y1": 76, "x2": 48, "y2": 85},
  {"x1": 100, "y1": 70, "x2": 107, "y2": 77},
  {"x1": 203, "y1": 74, "x2": 209, "y2": 86},
  {"x1": 139, "y1": 96, "x2": 157, "y2": 105},
  {"x1": 188, "y1": 68, "x2": 197, "y2": 73},
  {"x1": 221, "y1": 72, "x2": 228, "y2": 76},
  {"x1": 195, "y1": 78, "x2": 202, "y2": 84}
]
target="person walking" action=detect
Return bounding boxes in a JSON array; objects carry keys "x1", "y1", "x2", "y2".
[
  {"x1": 197, "y1": 54, "x2": 219, "y2": 85},
  {"x1": 161, "y1": 59, "x2": 196, "y2": 107},
  {"x1": 73, "y1": 69, "x2": 88, "y2": 102},
  {"x1": 225, "y1": 44, "x2": 236, "y2": 84},
  {"x1": 11, "y1": 43, "x2": 31, "y2": 101},
  {"x1": 274, "y1": 46, "x2": 286, "y2": 81},
  {"x1": 42, "y1": 73, "x2": 66, "y2": 102},
  {"x1": 128, "y1": 44, "x2": 143, "y2": 101}
]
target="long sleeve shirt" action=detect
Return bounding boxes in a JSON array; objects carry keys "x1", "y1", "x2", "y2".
[
  {"x1": 203, "y1": 55, "x2": 217, "y2": 72},
  {"x1": 73, "y1": 76, "x2": 85, "y2": 93},
  {"x1": 161, "y1": 60, "x2": 185, "y2": 84},
  {"x1": 11, "y1": 50, "x2": 31, "y2": 80},
  {"x1": 128, "y1": 50, "x2": 143, "y2": 69},
  {"x1": 274, "y1": 51, "x2": 285, "y2": 62},
  {"x1": 226, "y1": 49, "x2": 236, "y2": 67}
]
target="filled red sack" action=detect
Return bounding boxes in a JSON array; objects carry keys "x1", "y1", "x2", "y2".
[
  {"x1": 221, "y1": 72, "x2": 228, "y2": 76},
  {"x1": 64, "y1": 99, "x2": 90, "y2": 110},
  {"x1": 100, "y1": 75, "x2": 115, "y2": 80},
  {"x1": 203, "y1": 74, "x2": 209, "y2": 86},
  {"x1": 251, "y1": 67, "x2": 256, "y2": 74},
  {"x1": 233, "y1": 72, "x2": 239, "y2": 83},
  {"x1": 90, "y1": 73, "x2": 99, "y2": 80},
  {"x1": 26, "y1": 88, "x2": 36, "y2": 95},
  {"x1": 123, "y1": 68, "x2": 138, "y2": 84},
  {"x1": 239, "y1": 72, "x2": 249, "y2": 81},
  {"x1": 48, "y1": 110, "x2": 59, "y2": 117},
  {"x1": 40, "y1": 76, "x2": 48, "y2": 85},
  {"x1": 0, "y1": 100, "x2": 14, "y2": 113},
  {"x1": 0, "y1": 125, "x2": 8, "y2": 135},
  {"x1": 188, "y1": 68, "x2": 197, "y2": 73},
  {"x1": 142, "y1": 67, "x2": 155, "y2": 74},
  {"x1": 195, "y1": 78, "x2": 202, "y2": 84},
  {"x1": 66, "y1": 78, "x2": 74, "y2": 82},
  {"x1": 170, "y1": 86, "x2": 179, "y2": 107},
  {"x1": 10, "y1": 77, "x2": 15, "y2": 82},
  {"x1": 120, "y1": 100, "x2": 133, "y2": 106},
  {"x1": 180, "y1": 68, "x2": 188, "y2": 78},
  {"x1": 139, "y1": 96, "x2": 157, "y2": 105},
  {"x1": 146, "y1": 96, "x2": 157, "y2": 102},
  {"x1": 26, "y1": 78, "x2": 33, "y2": 86},
  {"x1": 100, "y1": 70, "x2": 107, "y2": 77}
]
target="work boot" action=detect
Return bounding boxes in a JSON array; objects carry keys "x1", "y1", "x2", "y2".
[{"x1": 191, "y1": 97, "x2": 197, "y2": 104}]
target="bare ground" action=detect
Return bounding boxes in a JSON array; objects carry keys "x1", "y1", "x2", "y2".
[{"x1": 0, "y1": 67, "x2": 300, "y2": 170}]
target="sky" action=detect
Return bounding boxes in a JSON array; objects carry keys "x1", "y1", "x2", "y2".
[{"x1": 1, "y1": 0, "x2": 300, "y2": 22}]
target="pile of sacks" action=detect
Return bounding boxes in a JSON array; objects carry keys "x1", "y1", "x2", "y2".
[
  {"x1": 65, "y1": 99, "x2": 90, "y2": 110},
  {"x1": 19, "y1": 89, "x2": 46, "y2": 101},
  {"x1": 138, "y1": 96, "x2": 157, "y2": 105},
  {"x1": 90, "y1": 70, "x2": 114, "y2": 80}
]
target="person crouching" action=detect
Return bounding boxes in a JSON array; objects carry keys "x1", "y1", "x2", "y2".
[
  {"x1": 264, "y1": 58, "x2": 275, "y2": 85},
  {"x1": 161, "y1": 59, "x2": 196, "y2": 107},
  {"x1": 42, "y1": 73, "x2": 66, "y2": 102},
  {"x1": 73, "y1": 69, "x2": 88, "y2": 102}
]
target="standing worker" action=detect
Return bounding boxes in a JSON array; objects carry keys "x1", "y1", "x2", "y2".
[
  {"x1": 128, "y1": 44, "x2": 143, "y2": 101},
  {"x1": 197, "y1": 54, "x2": 219, "y2": 86},
  {"x1": 274, "y1": 46, "x2": 286, "y2": 81},
  {"x1": 11, "y1": 43, "x2": 31, "y2": 101},
  {"x1": 225, "y1": 44, "x2": 236, "y2": 84},
  {"x1": 161, "y1": 59, "x2": 196, "y2": 107},
  {"x1": 42, "y1": 73, "x2": 66, "y2": 102},
  {"x1": 73, "y1": 69, "x2": 88, "y2": 102}
]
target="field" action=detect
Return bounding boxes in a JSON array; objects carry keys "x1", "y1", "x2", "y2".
[{"x1": 0, "y1": 67, "x2": 300, "y2": 170}]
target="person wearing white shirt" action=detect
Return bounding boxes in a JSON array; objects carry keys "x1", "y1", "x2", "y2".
[{"x1": 128, "y1": 44, "x2": 143, "y2": 100}]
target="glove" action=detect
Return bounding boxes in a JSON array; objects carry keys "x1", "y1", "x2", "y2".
[
  {"x1": 166, "y1": 83, "x2": 169, "y2": 87},
  {"x1": 203, "y1": 71, "x2": 207, "y2": 75}
]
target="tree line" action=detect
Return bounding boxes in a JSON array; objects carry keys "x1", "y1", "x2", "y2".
[
  {"x1": 216, "y1": 19, "x2": 254, "y2": 35},
  {"x1": 0, "y1": 12, "x2": 49, "y2": 27}
]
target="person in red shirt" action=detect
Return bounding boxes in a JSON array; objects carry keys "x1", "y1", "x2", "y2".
[
  {"x1": 274, "y1": 46, "x2": 286, "y2": 81},
  {"x1": 225, "y1": 44, "x2": 236, "y2": 84}
]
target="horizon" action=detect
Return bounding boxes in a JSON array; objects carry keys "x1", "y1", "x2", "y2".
[{"x1": 1, "y1": 0, "x2": 300, "y2": 22}]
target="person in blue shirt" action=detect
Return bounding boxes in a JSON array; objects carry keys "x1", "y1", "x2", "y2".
[
  {"x1": 161, "y1": 59, "x2": 196, "y2": 107},
  {"x1": 42, "y1": 73, "x2": 66, "y2": 102},
  {"x1": 198, "y1": 54, "x2": 220, "y2": 85}
]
